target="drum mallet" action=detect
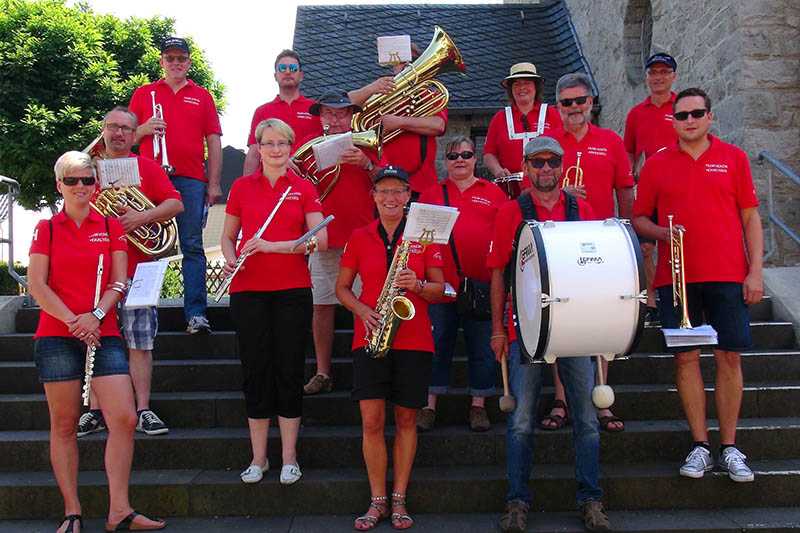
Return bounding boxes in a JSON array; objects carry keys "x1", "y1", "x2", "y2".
[
  {"x1": 499, "y1": 355, "x2": 516, "y2": 413},
  {"x1": 592, "y1": 355, "x2": 615, "y2": 409}
]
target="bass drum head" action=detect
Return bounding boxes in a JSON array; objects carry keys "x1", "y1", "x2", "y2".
[{"x1": 512, "y1": 221, "x2": 549, "y2": 364}]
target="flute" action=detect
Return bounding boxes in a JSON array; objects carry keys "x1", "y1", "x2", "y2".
[
  {"x1": 82, "y1": 254, "x2": 104, "y2": 407},
  {"x1": 291, "y1": 214, "x2": 334, "y2": 252}
]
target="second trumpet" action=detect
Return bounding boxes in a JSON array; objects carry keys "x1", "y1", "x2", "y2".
[{"x1": 150, "y1": 91, "x2": 174, "y2": 175}]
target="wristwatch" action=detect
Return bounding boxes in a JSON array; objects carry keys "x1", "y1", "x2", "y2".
[{"x1": 91, "y1": 307, "x2": 106, "y2": 322}]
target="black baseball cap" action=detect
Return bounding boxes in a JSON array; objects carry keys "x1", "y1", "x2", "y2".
[
  {"x1": 309, "y1": 92, "x2": 363, "y2": 116},
  {"x1": 161, "y1": 37, "x2": 190, "y2": 54},
  {"x1": 373, "y1": 165, "x2": 409, "y2": 184},
  {"x1": 645, "y1": 53, "x2": 676, "y2": 71}
]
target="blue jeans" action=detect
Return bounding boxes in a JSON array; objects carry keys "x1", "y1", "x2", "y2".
[
  {"x1": 505, "y1": 341, "x2": 602, "y2": 506},
  {"x1": 429, "y1": 302, "x2": 497, "y2": 397},
  {"x1": 171, "y1": 176, "x2": 207, "y2": 321}
]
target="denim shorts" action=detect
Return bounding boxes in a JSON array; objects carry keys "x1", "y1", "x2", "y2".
[
  {"x1": 657, "y1": 282, "x2": 752, "y2": 353},
  {"x1": 119, "y1": 306, "x2": 159, "y2": 351},
  {"x1": 33, "y1": 336, "x2": 129, "y2": 383}
]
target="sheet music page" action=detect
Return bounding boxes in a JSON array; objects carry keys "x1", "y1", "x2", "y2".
[
  {"x1": 97, "y1": 157, "x2": 141, "y2": 188},
  {"x1": 125, "y1": 261, "x2": 168, "y2": 309},
  {"x1": 404, "y1": 202, "x2": 460, "y2": 244},
  {"x1": 377, "y1": 35, "x2": 412, "y2": 65},
  {"x1": 312, "y1": 133, "x2": 354, "y2": 170}
]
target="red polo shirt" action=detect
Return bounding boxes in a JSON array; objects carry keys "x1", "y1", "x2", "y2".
[
  {"x1": 30, "y1": 210, "x2": 128, "y2": 338},
  {"x1": 487, "y1": 192, "x2": 595, "y2": 342},
  {"x1": 419, "y1": 178, "x2": 507, "y2": 288},
  {"x1": 129, "y1": 79, "x2": 222, "y2": 182},
  {"x1": 379, "y1": 108, "x2": 448, "y2": 194},
  {"x1": 484, "y1": 103, "x2": 563, "y2": 174},
  {"x1": 225, "y1": 170, "x2": 322, "y2": 293},
  {"x1": 247, "y1": 95, "x2": 322, "y2": 149},
  {"x1": 549, "y1": 125, "x2": 633, "y2": 219},
  {"x1": 633, "y1": 135, "x2": 759, "y2": 288},
  {"x1": 340, "y1": 220, "x2": 444, "y2": 352},
  {"x1": 624, "y1": 92, "x2": 677, "y2": 162},
  {"x1": 93, "y1": 155, "x2": 182, "y2": 278}
]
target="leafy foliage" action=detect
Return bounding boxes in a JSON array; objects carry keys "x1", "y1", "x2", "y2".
[{"x1": 0, "y1": 0, "x2": 225, "y2": 209}]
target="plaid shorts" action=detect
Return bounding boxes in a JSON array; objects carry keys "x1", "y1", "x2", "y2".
[{"x1": 119, "y1": 306, "x2": 159, "y2": 351}]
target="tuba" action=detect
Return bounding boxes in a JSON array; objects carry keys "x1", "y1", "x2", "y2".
[
  {"x1": 350, "y1": 26, "x2": 465, "y2": 144},
  {"x1": 292, "y1": 125, "x2": 383, "y2": 201},
  {"x1": 83, "y1": 135, "x2": 178, "y2": 258}
]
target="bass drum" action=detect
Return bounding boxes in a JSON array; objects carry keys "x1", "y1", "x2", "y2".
[{"x1": 511, "y1": 218, "x2": 646, "y2": 364}]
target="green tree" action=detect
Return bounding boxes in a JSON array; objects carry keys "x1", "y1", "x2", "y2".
[{"x1": 0, "y1": 0, "x2": 225, "y2": 209}]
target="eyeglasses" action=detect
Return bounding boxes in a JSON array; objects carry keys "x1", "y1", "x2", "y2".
[
  {"x1": 525, "y1": 157, "x2": 562, "y2": 169},
  {"x1": 647, "y1": 68, "x2": 674, "y2": 77},
  {"x1": 446, "y1": 151, "x2": 475, "y2": 161},
  {"x1": 673, "y1": 109, "x2": 708, "y2": 121},
  {"x1": 61, "y1": 176, "x2": 96, "y2": 186},
  {"x1": 374, "y1": 187, "x2": 409, "y2": 196},
  {"x1": 276, "y1": 64, "x2": 300, "y2": 73},
  {"x1": 559, "y1": 95, "x2": 590, "y2": 107},
  {"x1": 105, "y1": 123, "x2": 136, "y2": 134},
  {"x1": 259, "y1": 140, "x2": 291, "y2": 149},
  {"x1": 163, "y1": 55, "x2": 189, "y2": 64}
]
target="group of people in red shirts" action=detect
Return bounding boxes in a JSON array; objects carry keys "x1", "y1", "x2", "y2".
[{"x1": 29, "y1": 35, "x2": 764, "y2": 533}]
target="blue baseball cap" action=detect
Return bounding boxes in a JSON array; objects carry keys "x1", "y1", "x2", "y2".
[{"x1": 645, "y1": 53, "x2": 677, "y2": 71}]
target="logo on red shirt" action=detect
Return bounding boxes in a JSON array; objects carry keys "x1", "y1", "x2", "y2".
[
  {"x1": 587, "y1": 146, "x2": 608, "y2": 157},
  {"x1": 88, "y1": 231, "x2": 110, "y2": 243},
  {"x1": 183, "y1": 96, "x2": 201, "y2": 106},
  {"x1": 297, "y1": 112, "x2": 313, "y2": 120},
  {"x1": 471, "y1": 195, "x2": 492, "y2": 207},
  {"x1": 705, "y1": 163, "x2": 729, "y2": 173}
]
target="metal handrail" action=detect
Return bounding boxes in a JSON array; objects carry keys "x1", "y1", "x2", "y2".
[
  {"x1": 758, "y1": 151, "x2": 800, "y2": 260},
  {"x1": 0, "y1": 175, "x2": 27, "y2": 289}
]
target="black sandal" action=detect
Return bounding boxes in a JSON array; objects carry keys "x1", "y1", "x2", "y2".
[
  {"x1": 59, "y1": 515, "x2": 82, "y2": 533},
  {"x1": 104, "y1": 510, "x2": 166, "y2": 531},
  {"x1": 539, "y1": 399, "x2": 569, "y2": 430}
]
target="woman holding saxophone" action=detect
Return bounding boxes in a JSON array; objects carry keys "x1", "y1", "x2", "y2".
[
  {"x1": 28, "y1": 151, "x2": 165, "y2": 532},
  {"x1": 221, "y1": 118, "x2": 326, "y2": 486},
  {"x1": 335, "y1": 166, "x2": 444, "y2": 530}
]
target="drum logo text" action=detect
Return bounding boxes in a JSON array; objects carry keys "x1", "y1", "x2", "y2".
[
  {"x1": 577, "y1": 256, "x2": 604, "y2": 266},
  {"x1": 519, "y1": 242, "x2": 533, "y2": 271}
]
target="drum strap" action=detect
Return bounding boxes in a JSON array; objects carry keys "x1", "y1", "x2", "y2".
[
  {"x1": 377, "y1": 218, "x2": 407, "y2": 271},
  {"x1": 516, "y1": 191, "x2": 580, "y2": 221}
]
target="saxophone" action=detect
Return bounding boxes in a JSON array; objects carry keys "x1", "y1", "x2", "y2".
[{"x1": 365, "y1": 240, "x2": 416, "y2": 358}]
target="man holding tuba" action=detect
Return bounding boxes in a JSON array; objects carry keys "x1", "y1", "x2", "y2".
[{"x1": 78, "y1": 107, "x2": 184, "y2": 439}]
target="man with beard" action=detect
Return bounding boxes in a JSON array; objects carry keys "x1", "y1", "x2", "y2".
[{"x1": 487, "y1": 136, "x2": 609, "y2": 533}]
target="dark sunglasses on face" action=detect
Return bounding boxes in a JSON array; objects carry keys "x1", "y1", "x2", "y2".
[
  {"x1": 61, "y1": 176, "x2": 96, "y2": 186},
  {"x1": 673, "y1": 108, "x2": 708, "y2": 121},
  {"x1": 559, "y1": 95, "x2": 590, "y2": 107},
  {"x1": 525, "y1": 157, "x2": 562, "y2": 169},
  {"x1": 446, "y1": 151, "x2": 475, "y2": 161},
  {"x1": 277, "y1": 64, "x2": 300, "y2": 73}
]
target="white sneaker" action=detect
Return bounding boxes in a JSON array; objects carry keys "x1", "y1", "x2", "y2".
[
  {"x1": 679, "y1": 445, "x2": 713, "y2": 478},
  {"x1": 240, "y1": 461, "x2": 268, "y2": 484},
  {"x1": 718, "y1": 446, "x2": 755, "y2": 482},
  {"x1": 280, "y1": 463, "x2": 302, "y2": 485}
]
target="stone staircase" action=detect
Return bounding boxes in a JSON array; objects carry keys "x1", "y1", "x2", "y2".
[{"x1": 1, "y1": 298, "x2": 800, "y2": 531}]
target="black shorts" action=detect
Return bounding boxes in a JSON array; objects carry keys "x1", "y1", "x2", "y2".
[
  {"x1": 657, "y1": 282, "x2": 752, "y2": 353},
  {"x1": 351, "y1": 348, "x2": 432, "y2": 409}
]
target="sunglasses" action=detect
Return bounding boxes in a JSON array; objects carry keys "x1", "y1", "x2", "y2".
[
  {"x1": 559, "y1": 95, "x2": 590, "y2": 107},
  {"x1": 525, "y1": 157, "x2": 562, "y2": 169},
  {"x1": 673, "y1": 108, "x2": 708, "y2": 121},
  {"x1": 163, "y1": 55, "x2": 189, "y2": 64},
  {"x1": 446, "y1": 151, "x2": 475, "y2": 161},
  {"x1": 61, "y1": 176, "x2": 96, "y2": 186},
  {"x1": 276, "y1": 64, "x2": 300, "y2": 73}
]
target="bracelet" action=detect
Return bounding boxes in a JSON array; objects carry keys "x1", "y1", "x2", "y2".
[
  {"x1": 304, "y1": 236, "x2": 318, "y2": 255},
  {"x1": 108, "y1": 286, "x2": 126, "y2": 296},
  {"x1": 416, "y1": 279, "x2": 427, "y2": 293},
  {"x1": 490, "y1": 334, "x2": 507, "y2": 339}
]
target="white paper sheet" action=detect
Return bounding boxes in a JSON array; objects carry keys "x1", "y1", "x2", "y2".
[
  {"x1": 662, "y1": 324, "x2": 719, "y2": 348},
  {"x1": 404, "y1": 202, "x2": 459, "y2": 244},
  {"x1": 125, "y1": 261, "x2": 168, "y2": 309},
  {"x1": 377, "y1": 35, "x2": 412, "y2": 65},
  {"x1": 312, "y1": 132, "x2": 354, "y2": 170},
  {"x1": 96, "y1": 157, "x2": 141, "y2": 189}
]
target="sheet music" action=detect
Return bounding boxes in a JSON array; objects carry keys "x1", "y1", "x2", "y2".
[
  {"x1": 125, "y1": 261, "x2": 168, "y2": 309},
  {"x1": 377, "y1": 35, "x2": 412, "y2": 65},
  {"x1": 662, "y1": 324, "x2": 719, "y2": 348},
  {"x1": 312, "y1": 132, "x2": 354, "y2": 170},
  {"x1": 97, "y1": 157, "x2": 141, "y2": 189},
  {"x1": 404, "y1": 202, "x2": 459, "y2": 244}
]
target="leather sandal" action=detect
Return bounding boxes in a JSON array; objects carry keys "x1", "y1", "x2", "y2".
[
  {"x1": 59, "y1": 515, "x2": 82, "y2": 533},
  {"x1": 598, "y1": 414, "x2": 625, "y2": 433},
  {"x1": 104, "y1": 511, "x2": 166, "y2": 531},
  {"x1": 391, "y1": 492, "x2": 414, "y2": 530},
  {"x1": 539, "y1": 399, "x2": 569, "y2": 430},
  {"x1": 354, "y1": 495, "x2": 389, "y2": 531}
]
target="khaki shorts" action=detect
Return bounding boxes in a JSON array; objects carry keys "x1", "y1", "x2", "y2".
[{"x1": 310, "y1": 248, "x2": 361, "y2": 305}]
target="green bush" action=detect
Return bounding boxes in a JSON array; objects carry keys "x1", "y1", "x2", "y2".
[
  {"x1": 160, "y1": 263, "x2": 183, "y2": 298},
  {"x1": 0, "y1": 261, "x2": 27, "y2": 295}
]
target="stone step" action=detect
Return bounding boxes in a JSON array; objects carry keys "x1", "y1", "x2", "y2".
[
  {"x1": 2, "y1": 384, "x2": 799, "y2": 431},
  {"x1": 11, "y1": 297, "x2": 776, "y2": 333},
  {"x1": 3, "y1": 350, "x2": 800, "y2": 394},
  {"x1": 0, "y1": 321, "x2": 794, "y2": 362},
  {"x1": 3, "y1": 507, "x2": 800, "y2": 532},
  {"x1": 1, "y1": 460, "x2": 798, "y2": 519},
  {"x1": 1, "y1": 418, "x2": 798, "y2": 472}
]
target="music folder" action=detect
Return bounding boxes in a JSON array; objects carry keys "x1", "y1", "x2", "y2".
[
  {"x1": 662, "y1": 324, "x2": 719, "y2": 348},
  {"x1": 404, "y1": 202, "x2": 459, "y2": 244},
  {"x1": 312, "y1": 133, "x2": 354, "y2": 170},
  {"x1": 125, "y1": 260, "x2": 169, "y2": 309},
  {"x1": 96, "y1": 157, "x2": 141, "y2": 189},
  {"x1": 377, "y1": 35, "x2": 412, "y2": 66}
]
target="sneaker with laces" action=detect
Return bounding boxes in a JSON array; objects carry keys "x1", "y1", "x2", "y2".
[
  {"x1": 186, "y1": 316, "x2": 211, "y2": 335},
  {"x1": 137, "y1": 409, "x2": 169, "y2": 436},
  {"x1": 303, "y1": 373, "x2": 333, "y2": 395},
  {"x1": 679, "y1": 445, "x2": 713, "y2": 478},
  {"x1": 280, "y1": 463, "x2": 302, "y2": 485},
  {"x1": 77, "y1": 410, "x2": 106, "y2": 438},
  {"x1": 718, "y1": 446, "x2": 754, "y2": 482}
]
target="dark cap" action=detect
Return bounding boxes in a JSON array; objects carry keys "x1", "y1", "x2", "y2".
[
  {"x1": 524, "y1": 136, "x2": 564, "y2": 158},
  {"x1": 161, "y1": 37, "x2": 190, "y2": 54},
  {"x1": 645, "y1": 53, "x2": 676, "y2": 71},
  {"x1": 309, "y1": 92, "x2": 363, "y2": 116},
  {"x1": 373, "y1": 165, "x2": 409, "y2": 185}
]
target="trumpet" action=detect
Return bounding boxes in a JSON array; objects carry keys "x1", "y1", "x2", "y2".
[
  {"x1": 668, "y1": 215, "x2": 692, "y2": 329},
  {"x1": 150, "y1": 91, "x2": 174, "y2": 175},
  {"x1": 562, "y1": 151, "x2": 584, "y2": 189}
]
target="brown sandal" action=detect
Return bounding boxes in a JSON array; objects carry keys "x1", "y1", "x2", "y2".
[
  {"x1": 539, "y1": 399, "x2": 569, "y2": 430},
  {"x1": 598, "y1": 414, "x2": 625, "y2": 433},
  {"x1": 391, "y1": 492, "x2": 414, "y2": 530},
  {"x1": 354, "y1": 495, "x2": 389, "y2": 531}
]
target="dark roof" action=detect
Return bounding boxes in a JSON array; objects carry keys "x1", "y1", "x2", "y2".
[{"x1": 292, "y1": 1, "x2": 596, "y2": 112}]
